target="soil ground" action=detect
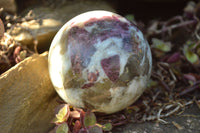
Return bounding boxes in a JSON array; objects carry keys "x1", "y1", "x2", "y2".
[{"x1": 113, "y1": 104, "x2": 200, "y2": 133}]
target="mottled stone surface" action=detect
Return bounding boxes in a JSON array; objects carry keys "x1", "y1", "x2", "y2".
[
  {"x1": 49, "y1": 11, "x2": 152, "y2": 114},
  {"x1": 0, "y1": 52, "x2": 60, "y2": 133}
]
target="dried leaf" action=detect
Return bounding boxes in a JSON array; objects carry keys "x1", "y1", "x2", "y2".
[
  {"x1": 183, "y1": 74, "x2": 196, "y2": 82},
  {"x1": 56, "y1": 123, "x2": 69, "y2": 133},
  {"x1": 167, "y1": 52, "x2": 181, "y2": 63},
  {"x1": 83, "y1": 111, "x2": 97, "y2": 127},
  {"x1": 152, "y1": 38, "x2": 171, "y2": 52}
]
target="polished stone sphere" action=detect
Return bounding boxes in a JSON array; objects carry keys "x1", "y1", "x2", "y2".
[{"x1": 48, "y1": 10, "x2": 152, "y2": 114}]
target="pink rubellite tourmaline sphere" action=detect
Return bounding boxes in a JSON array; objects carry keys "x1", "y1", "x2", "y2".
[{"x1": 48, "y1": 10, "x2": 152, "y2": 114}]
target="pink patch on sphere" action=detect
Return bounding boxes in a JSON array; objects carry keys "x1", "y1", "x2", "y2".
[{"x1": 101, "y1": 55, "x2": 120, "y2": 82}]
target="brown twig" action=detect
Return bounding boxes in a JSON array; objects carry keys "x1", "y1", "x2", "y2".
[
  {"x1": 159, "y1": 20, "x2": 197, "y2": 34},
  {"x1": 179, "y1": 82, "x2": 200, "y2": 96},
  {"x1": 152, "y1": 72, "x2": 171, "y2": 92}
]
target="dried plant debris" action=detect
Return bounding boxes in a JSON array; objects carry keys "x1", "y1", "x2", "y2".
[
  {"x1": 0, "y1": 9, "x2": 36, "y2": 75},
  {"x1": 172, "y1": 121, "x2": 184, "y2": 130},
  {"x1": 0, "y1": 33, "x2": 34, "y2": 74},
  {"x1": 124, "y1": 0, "x2": 200, "y2": 125},
  {"x1": 0, "y1": 8, "x2": 38, "y2": 31}
]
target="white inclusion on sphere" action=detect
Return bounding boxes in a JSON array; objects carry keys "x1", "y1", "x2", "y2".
[
  {"x1": 139, "y1": 39, "x2": 147, "y2": 67},
  {"x1": 98, "y1": 75, "x2": 147, "y2": 113},
  {"x1": 49, "y1": 37, "x2": 63, "y2": 90},
  {"x1": 82, "y1": 37, "x2": 130, "y2": 82},
  {"x1": 48, "y1": 22, "x2": 85, "y2": 107},
  {"x1": 84, "y1": 23, "x2": 98, "y2": 32},
  {"x1": 48, "y1": 32, "x2": 67, "y2": 101},
  {"x1": 146, "y1": 39, "x2": 153, "y2": 77},
  {"x1": 64, "y1": 88, "x2": 85, "y2": 108},
  {"x1": 68, "y1": 10, "x2": 113, "y2": 27}
]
